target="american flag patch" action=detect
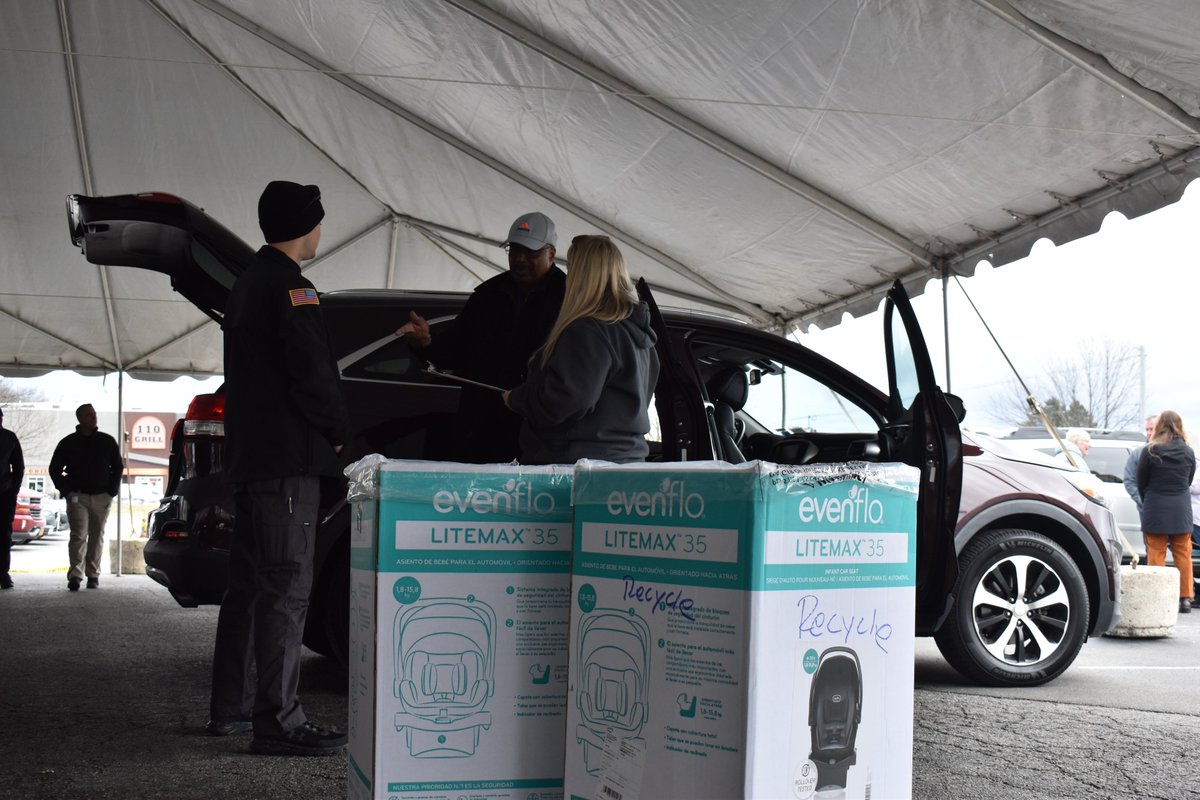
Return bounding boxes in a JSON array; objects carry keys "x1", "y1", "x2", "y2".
[{"x1": 289, "y1": 288, "x2": 319, "y2": 306}]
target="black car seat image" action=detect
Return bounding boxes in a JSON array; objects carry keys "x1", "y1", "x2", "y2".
[
  {"x1": 706, "y1": 366, "x2": 749, "y2": 463},
  {"x1": 808, "y1": 647, "x2": 862, "y2": 792}
]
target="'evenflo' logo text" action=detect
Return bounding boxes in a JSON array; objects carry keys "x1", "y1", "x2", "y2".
[
  {"x1": 797, "y1": 484, "x2": 884, "y2": 525},
  {"x1": 607, "y1": 477, "x2": 704, "y2": 519},
  {"x1": 432, "y1": 479, "x2": 556, "y2": 516}
]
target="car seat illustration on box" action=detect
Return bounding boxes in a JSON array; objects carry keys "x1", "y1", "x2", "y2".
[
  {"x1": 574, "y1": 608, "x2": 651, "y2": 773},
  {"x1": 808, "y1": 647, "x2": 862, "y2": 793},
  {"x1": 393, "y1": 596, "x2": 497, "y2": 757}
]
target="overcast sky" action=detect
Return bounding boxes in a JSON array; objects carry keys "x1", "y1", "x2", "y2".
[
  {"x1": 12, "y1": 182, "x2": 1200, "y2": 435},
  {"x1": 796, "y1": 182, "x2": 1200, "y2": 435}
]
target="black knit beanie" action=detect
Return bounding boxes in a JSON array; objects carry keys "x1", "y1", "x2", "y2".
[{"x1": 258, "y1": 181, "x2": 324, "y2": 243}]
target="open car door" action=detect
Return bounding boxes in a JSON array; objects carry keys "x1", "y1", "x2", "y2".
[
  {"x1": 67, "y1": 193, "x2": 254, "y2": 323},
  {"x1": 884, "y1": 280, "x2": 964, "y2": 633},
  {"x1": 636, "y1": 278, "x2": 707, "y2": 461}
]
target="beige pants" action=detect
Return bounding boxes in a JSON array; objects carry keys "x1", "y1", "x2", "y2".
[{"x1": 66, "y1": 492, "x2": 112, "y2": 581}]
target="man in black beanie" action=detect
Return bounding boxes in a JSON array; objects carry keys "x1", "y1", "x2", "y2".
[{"x1": 208, "y1": 180, "x2": 351, "y2": 756}]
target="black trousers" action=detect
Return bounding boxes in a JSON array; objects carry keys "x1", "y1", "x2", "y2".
[
  {"x1": 0, "y1": 491, "x2": 15, "y2": 579},
  {"x1": 209, "y1": 476, "x2": 319, "y2": 734}
]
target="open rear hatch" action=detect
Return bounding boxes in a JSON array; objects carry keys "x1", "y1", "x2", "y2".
[{"x1": 67, "y1": 192, "x2": 255, "y2": 322}]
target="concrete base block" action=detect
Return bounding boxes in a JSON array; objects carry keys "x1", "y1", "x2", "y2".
[
  {"x1": 1105, "y1": 564, "x2": 1178, "y2": 638},
  {"x1": 108, "y1": 538, "x2": 147, "y2": 575}
]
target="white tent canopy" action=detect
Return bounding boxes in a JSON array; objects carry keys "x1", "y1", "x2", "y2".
[{"x1": 3, "y1": 0, "x2": 1199, "y2": 378}]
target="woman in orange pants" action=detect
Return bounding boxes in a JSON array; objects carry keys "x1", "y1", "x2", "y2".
[{"x1": 1137, "y1": 410, "x2": 1196, "y2": 613}]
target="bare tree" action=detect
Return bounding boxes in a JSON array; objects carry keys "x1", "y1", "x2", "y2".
[
  {"x1": 1079, "y1": 338, "x2": 1140, "y2": 429},
  {"x1": 0, "y1": 379, "x2": 54, "y2": 454},
  {"x1": 985, "y1": 338, "x2": 1140, "y2": 429}
]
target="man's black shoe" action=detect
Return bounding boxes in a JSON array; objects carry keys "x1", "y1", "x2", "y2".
[
  {"x1": 1180, "y1": 598, "x2": 1192, "y2": 614},
  {"x1": 206, "y1": 718, "x2": 253, "y2": 736},
  {"x1": 250, "y1": 721, "x2": 347, "y2": 756},
  {"x1": 67, "y1": 578, "x2": 80, "y2": 591},
  {"x1": 0, "y1": 575, "x2": 13, "y2": 590},
  {"x1": 86, "y1": 577, "x2": 99, "y2": 589}
]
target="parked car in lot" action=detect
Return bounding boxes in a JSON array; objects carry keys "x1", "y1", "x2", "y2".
[
  {"x1": 1000, "y1": 426, "x2": 1199, "y2": 593},
  {"x1": 11, "y1": 488, "x2": 44, "y2": 544},
  {"x1": 68, "y1": 192, "x2": 1122, "y2": 687},
  {"x1": 39, "y1": 495, "x2": 69, "y2": 533}
]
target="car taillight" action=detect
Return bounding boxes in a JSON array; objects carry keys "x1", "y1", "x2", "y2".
[
  {"x1": 134, "y1": 192, "x2": 184, "y2": 204},
  {"x1": 184, "y1": 393, "x2": 225, "y2": 437}
]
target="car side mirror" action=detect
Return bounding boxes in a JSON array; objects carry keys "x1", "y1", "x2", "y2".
[{"x1": 945, "y1": 393, "x2": 966, "y2": 423}]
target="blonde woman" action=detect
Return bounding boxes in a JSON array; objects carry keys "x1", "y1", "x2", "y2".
[
  {"x1": 504, "y1": 236, "x2": 660, "y2": 465},
  {"x1": 1136, "y1": 410, "x2": 1196, "y2": 612}
]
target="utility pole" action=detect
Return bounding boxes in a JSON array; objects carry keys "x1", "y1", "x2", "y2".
[{"x1": 1138, "y1": 345, "x2": 1146, "y2": 425}]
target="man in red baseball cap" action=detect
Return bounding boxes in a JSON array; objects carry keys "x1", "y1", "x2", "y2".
[{"x1": 396, "y1": 211, "x2": 566, "y2": 463}]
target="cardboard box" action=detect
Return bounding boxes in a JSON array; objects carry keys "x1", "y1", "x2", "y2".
[
  {"x1": 564, "y1": 461, "x2": 920, "y2": 800},
  {"x1": 348, "y1": 459, "x2": 574, "y2": 800}
]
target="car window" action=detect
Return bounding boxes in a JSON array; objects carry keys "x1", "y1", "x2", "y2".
[
  {"x1": 340, "y1": 317, "x2": 455, "y2": 383},
  {"x1": 888, "y1": 306, "x2": 920, "y2": 412},
  {"x1": 741, "y1": 364, "x2": 876, "y2": 434},
  {"x1": 1087, "y1": 445, "x2": 1138, "y2": 481}
]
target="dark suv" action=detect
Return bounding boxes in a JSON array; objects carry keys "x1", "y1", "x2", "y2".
[{"x1": 68, "y1": 192, "x2": 1121, "y2": 686}]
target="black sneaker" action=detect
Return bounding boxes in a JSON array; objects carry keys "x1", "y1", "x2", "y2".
[
  {"x1": 206, "y1": 718, "x2": 253, "y2": 736},
  {"x1": 68, "y1": 578, "x2": 81, "y2": 592},
  {"x1": 86, "y1": 577, "x2": 99, "y2": 589},
  {"x1": 251, "y1": 721, "x2": 347, "y2": 756}
]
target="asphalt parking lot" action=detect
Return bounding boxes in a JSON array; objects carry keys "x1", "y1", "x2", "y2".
[{"x1": 3, "y1": 531, "x2": 1199, "y2": 799}]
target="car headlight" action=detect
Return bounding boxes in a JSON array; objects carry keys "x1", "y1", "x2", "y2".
[{"x1": 1063, "y1": 473, "x2": 1109, "y2": 507}]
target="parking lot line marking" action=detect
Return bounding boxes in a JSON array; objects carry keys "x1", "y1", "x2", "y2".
[{"x1": 1074, "y1": 665, "x2": 1200, "y2": 670}]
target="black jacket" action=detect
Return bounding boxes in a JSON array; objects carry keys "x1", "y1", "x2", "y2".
[
  {"x1": 0, "y1": 427, "x2": 23, "y2": 497},
  {"x1": 222, "y1": 246, "x2": 350, "y2": 484},
  {"x1": 421, "y1": 268, "x2": 566, "y2": 462},
  {"x1": 1137, "y1": 437, "x2": 1196, "y2": 533},
  {"x1": 49, "y1": 427, "x2": 122, "y2": 496},
  {"x1": 508, "y1": 302, "x2": 660, "y2": 465}
]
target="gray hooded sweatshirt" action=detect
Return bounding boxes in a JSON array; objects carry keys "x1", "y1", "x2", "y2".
[{"x1": 508, "y1": 302, "x2": 660, "y2": 465}]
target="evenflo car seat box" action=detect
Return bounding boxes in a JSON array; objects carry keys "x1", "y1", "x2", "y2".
[
  {"x1": 346, "y1": 457, "x2": 574, "y2": 800},
  {"x1": 565, "y1": 460, "x2": 919, "y2": 800}
]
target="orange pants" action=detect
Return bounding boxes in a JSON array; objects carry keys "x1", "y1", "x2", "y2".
[{"x1": 1145, "y1": 533, "x2": 1194, "y2": 599}]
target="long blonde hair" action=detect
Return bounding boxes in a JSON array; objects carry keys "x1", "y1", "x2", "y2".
[
  {"x1": 1148, "y1": 409, "x2": 1189, "y2": 451},
  {"x1": 541, "y1": 235, "x2": 637, "y2": 364}
]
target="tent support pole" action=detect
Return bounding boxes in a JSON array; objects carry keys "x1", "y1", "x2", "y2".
[
  {"x1": 58, "y1": 0, "x2": 124, "y2": 375},
  {"x1": 116, "y1": 371, "x2": 124, "y2": 577},
  {"x1": 942, "y1": 261, "x2": 951, "y2": 394},
  {"x1": 386, "y1": 218, "x2": 400, "y2": 289}
]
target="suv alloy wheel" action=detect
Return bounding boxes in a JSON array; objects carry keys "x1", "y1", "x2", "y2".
[{"x1": 935, "y1": 528, "x2": 1090, "y2": 685}]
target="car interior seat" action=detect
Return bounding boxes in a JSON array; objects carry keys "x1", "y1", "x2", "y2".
[{"x1": 706, "y1": 366, "x2": 750, "y2": 463}]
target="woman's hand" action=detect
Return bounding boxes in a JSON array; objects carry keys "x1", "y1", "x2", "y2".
[
  {"x1": 395, "y1": 310, "x2": 431, "y2": 348},
  {"x1": 502, "y1": 390, "x2": 512, "y2": 410}
]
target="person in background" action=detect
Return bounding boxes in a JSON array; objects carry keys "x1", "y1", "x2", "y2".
[
  {"x1": 395, "y1": 212, "x2": 565, "y2": 463},
  {"x1": 1124, "y1": 414, "x2": 1159, "y2": 510},
  {"x1": 1055, "y1": 428, "x2": 1092, "y2": 472},
  {"x1": 503, "y1": 235, "x2": 660, "y2": 465},
  {"x1": 1136, "y1": 410, "x2": 1195, "y2": 613},
  {"x1": 0, "y1": 407, "x2": 24, "y2": 590},
  {"x1": 208, "y1": 180, "x2": 350, "y2": 756},
  {"x1": 1190, "y1": 470, "x2": 1200, "y2": 555},
  {"x1": 48, "y1": 403, "x2": 123, "y2": 591}
]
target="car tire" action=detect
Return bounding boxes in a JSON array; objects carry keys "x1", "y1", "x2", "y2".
[{"x1": 935, "y1": 528, "x2": 1089, "y2": 687}]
